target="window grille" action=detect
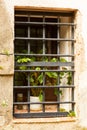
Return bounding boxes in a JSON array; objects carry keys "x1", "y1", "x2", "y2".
[{"x1": 14, "y1": 10, "x2": 75, "y2": 118}]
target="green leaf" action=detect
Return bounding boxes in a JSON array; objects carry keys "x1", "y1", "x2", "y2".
[
  {"x1": 17, "y1": 58, "x2": 31, "y2": 63},
  {"x1": 46, "y1": 72, "x2": 57, "y2": 78},
  {"x1": 46, "y1": 72, "x2": 52, "y2": 78},
  {"x1": 39, "y1": 91, "x2": 43, "y2": 101},
  {"x1": 30, "y1": 77, "x2": 34, "y2": 83},
  {"x1": 60, "y1": 58, "x2": 67, "y2": 62},
  {"x1": 68, "y1": 110, "x2": 76, "y2": 117},
  {"x1": 37, "y1": 73, "x2": 43, "y2": 84},
  {"x1": 19, "y1": 66, "x2": 27, "y2": 70},
  {"x1": 51, "y1": 58, "x2": 58, "y2": 62},
  {"x1": 35, "y1": 67, "x2": 41, "y2": 71},
  {"x1": 51, "y1": 72, "x2": 58, "y2": 78},
  {"x1": 54, "y1": 88, "x2": 62, "y2": 96}
]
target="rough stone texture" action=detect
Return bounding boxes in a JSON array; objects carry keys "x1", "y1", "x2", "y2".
[
  {"x1": 0, "y1": 1, "x2": 13, "y2": 126},
  {"x1": 0, "y1": 0, "x2": 14, "y2": 54},
  {"x1": 0, "y1": 0, "x2": 14, "y2": 75},
  {"x1": 0, "y1": 116, "x2": 5, "y2": 126},
  {"x1": 78, "y1": 71, "x2": 87, "y2": 127},
  {"x1": 0, "y1": 55, "x2": 14, "y2": 75},
  {"x1": 13, "y1": 122, "x2": 77, "y2": 130},
  {"x1": 0, "y1": 76, "x2": 13, "y2": 125},
  {"x1": 1, "y1": 0, "x2": 87, "y2": 130},
  {"x1": 0, "y1": 123, "x2": 77, "y2": 130}
]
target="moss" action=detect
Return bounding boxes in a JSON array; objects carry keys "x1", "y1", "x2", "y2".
[{"x1": 0, "y1": 66, "x2": 3, "y2": 70}]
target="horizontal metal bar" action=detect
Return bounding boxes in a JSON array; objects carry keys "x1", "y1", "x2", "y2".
[
  {"x1": 15, "y1": 37, "x2": 75, "y2": 42},
  {"x1": 15, "y1": 69, "x2": 75, "y2": 72},
  {"x1": 14, "y1": 85, "x2": 75, "y2": 89},
  {"x1": 15, "y1": 53, "x2": 74, "y2": 57},
  {"x1": 13, "y1": 101, "x2": 75, "y2": 105},
  {"x1": 16, "y1": 61, "x2": 74, "y2": 67},
  {"x1": 13, "y1": 112, "x2": 68, "y2": 118},
  {"x1": 15, "y1": 21, "x2": 76, "y2": 26}
]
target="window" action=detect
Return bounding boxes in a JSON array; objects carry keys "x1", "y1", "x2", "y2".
[{"x1": 14, "y1": 10, "x2": 75, "y2": 118}]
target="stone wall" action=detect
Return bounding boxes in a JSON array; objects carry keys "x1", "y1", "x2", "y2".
[
  {"x1": 1, "y1": 0, "x2": 87, "y2": 129},
  {"x1": 0, "y1": 0, "x2": 14, "y2": 128}
]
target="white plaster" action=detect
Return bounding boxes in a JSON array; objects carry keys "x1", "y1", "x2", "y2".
[{"x1": 13, "y1": 0, "x2": 79, "y2": 9}]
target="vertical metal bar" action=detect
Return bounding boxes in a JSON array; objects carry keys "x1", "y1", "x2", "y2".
[
  {"x1": 71, "y1": 26, "x2": 74, "y2": 57},
  {"x1": 27, "y1": 15, "x2": 30, "y2": 112},
  {"x1": 42, "y1": 16, "x2": 45, "y2": 112},
  {"x1": 57, "y1": 18, "x2": 60, "y2": 111},
  {"x1": 71, "y1": 25, "x2": 74, "y2": 111},
  {"x1": 28, "y1": 16, "x2": 30, "y2": 54},
  {"x1": 13, "y1": 88, "x2": 15, "y2": 115},
  {"x1": 43, "y1": 16, "x2": 45, "y2": 55},
  {"x1": 57, "y1": 18, "x2": 60, "y2": 54}
]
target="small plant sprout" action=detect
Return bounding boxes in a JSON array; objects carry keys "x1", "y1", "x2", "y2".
[
  {"x1": 1, "y1": 100, "x2": 8, "y2": 107},
  {"x1": 0, "y1": 66, "x2": 3, "y2": 70},
  {"x1": 68, "y1": 110, "x2": 76, "y2": 117},
  {"x1": 3, "y1": 50, "x2": 10, "y2": 56}
]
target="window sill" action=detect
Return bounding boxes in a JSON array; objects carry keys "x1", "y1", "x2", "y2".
[{"x1": 13, "y1": 117, "x2": 76, "y2": 124}]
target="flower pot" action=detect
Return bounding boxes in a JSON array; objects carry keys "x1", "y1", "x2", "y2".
[{"x1": 30, "y1": 96, "x2": 42, "y2": 111}]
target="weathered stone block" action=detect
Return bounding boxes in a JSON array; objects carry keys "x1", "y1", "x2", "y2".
[
  {"x1": 0, "y1": 116, "x2": 5, "y2": 126},
  {"x1": 0, "y1": 0, "x2": 14, "y2": 54},
  {"x1": 0, "y1": 55, "x2": 14, "y2": 75}
]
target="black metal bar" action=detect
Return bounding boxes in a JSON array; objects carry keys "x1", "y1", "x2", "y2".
[
  {"x1": 16, "y1": 61, "x2": 74, "y2": 67},
  {"x1": 13, "y1": 111, "x2": 69, "y2": 118},
  {"x1": 15, "y1": 69, "x2": 75, "y2": 72},
  {"x1": 15, "y1": 37, "x2": 75, "y2": 41},
  {"x1": 71, "y1": 23, "x2": 75, "y2": 111},
  {"x1": 14, "y1": 85, "x2": 75, "y2": 89},
  {"x1": 13, "y1": 101, "x2": 75, "y2": 105},
  {"x1": 15, "y1": 53, "x2": 74, "y2": 57},
  {"x1": 42, "y1": 16, "x2": 46, "y2": 112},
  {"x1": 15, "y1": 70, "x2": 75, "y2": 73},
  {"x1": 57, "y1": 18, "x2": 60, "y2": 111},
  {"x1": 15, "y1": 21, "x2": 76, "y2": 26}
]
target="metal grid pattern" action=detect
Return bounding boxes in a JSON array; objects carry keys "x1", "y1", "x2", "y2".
[{"x1": 14, "y1": 10, "x2": 75, "y2": 118}]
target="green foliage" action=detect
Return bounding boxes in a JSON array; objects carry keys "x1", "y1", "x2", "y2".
[
  {"x1": 17, "y1": 57, "x2": 31, "y2": 63},
  {"x1": 54, "y1": 88, "x2": 62, "y2": 96},
  {"x1": 0, "y1": 66, "x2": 3, "y2": 70},
  {"x1": 45, "y1": 71, "x2": 57, "y2": 78},
  {"x1": 60, "y1": 58, "x2": 67, "y2": 62},
  {"x1": 19, "y1": 66, "x2": 27, "y2": 70},
  {"x1": 68, "y1": 110, "x2": 76, "y2": 117},
  {"x1": 16, "y1": 55, "x2": 72, "y2": 98},
  {"x1": 39, "y1": 90, "x2": 43, "y2": 101},
  {"x1": 59, "y1": 108, "x2": 66, "y2": 112},
  {"x1": 51, "y1": 57, "x2": 58, "y2": 62},
  {"x1": 1, "y1": 100, "x2": 8, "y2": 107},
  {"x1": 3, "y1": 50, "x2": 10, "y2": 56}
]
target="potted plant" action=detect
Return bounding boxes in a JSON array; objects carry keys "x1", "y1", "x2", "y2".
[
  {"x1": 16, "y1": 56, "x2": 43, "y2": 110},
  {"x1": 16, "y1": 55, "x2": 72, "y2": 110}
]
